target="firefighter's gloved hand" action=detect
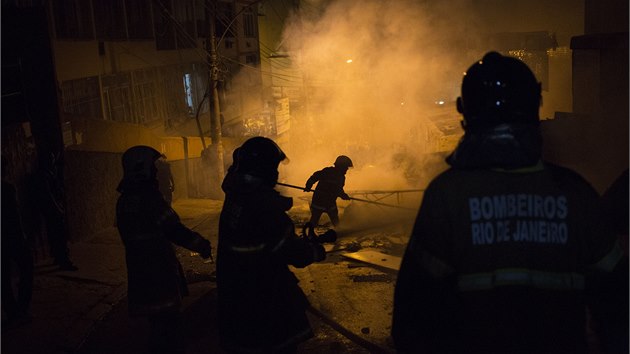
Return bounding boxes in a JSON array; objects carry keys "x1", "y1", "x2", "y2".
[
  {"x1": 341, "y1": 193, "x2": 351, "y2": 200},
  {"x1": 200, "y1": 248, "x2": 212, "y2": 259},
  {"x1": 198, "y1": 239, "x2": 212, "y2": 259},
  {"x1": 304, "y1": 184, "x2": 312, "y2": 192}
]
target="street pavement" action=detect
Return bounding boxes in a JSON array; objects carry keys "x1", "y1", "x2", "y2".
[
  {"x1": 1, "y1": 198, "x2": 411, "y2": 354},
  {"x1": 1, "y1": 199, "x2": 222, "y2": 354}
]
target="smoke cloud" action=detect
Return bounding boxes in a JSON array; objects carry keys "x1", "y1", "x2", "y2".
[
  {"x1": 273, "y1": 0, "x2": 483, "y2": 205},
  {"x1": 234, "y1": 0, "x2": 583, "y2": 226}
]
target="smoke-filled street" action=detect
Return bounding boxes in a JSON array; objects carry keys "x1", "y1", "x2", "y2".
[
  {"x1": 2, "y1": 0, "x2": 627, "y2": 353},
  {"x1": 77, "y1": 196, "x2": 417, "y2": 353}
]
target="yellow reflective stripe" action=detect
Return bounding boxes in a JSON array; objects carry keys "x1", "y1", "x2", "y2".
[
  {"x1": 230, "y1": 243, "x2": 266, "y2": 253},
  {"x1": 458, "y1": 268, "x2": 585, "y2": 291},
  {"x1": 591, "y1": 241, "x2": 624, "y2": 272}
]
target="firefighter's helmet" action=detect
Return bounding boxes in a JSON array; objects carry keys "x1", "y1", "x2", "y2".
[
  {"x1": 235, "y1": 137, "x2": 287, "y2": 184},
  {"x1": 237, "y1": 137, "x2": 286, "y2": 168},
  {"x1": 121, "y1": 145, "x2": 162, "y2": 182},
  {"x1": 457, "y1": 51, "x2": 541, "y2": 130},
  {"x1": 334, "y1": 155, "x2": 353, "y2": 169}
]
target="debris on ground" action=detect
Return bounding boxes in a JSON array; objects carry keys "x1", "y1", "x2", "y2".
[
  {"x1": 342, "y1": 241, "x2": 362, "y2": 252},
  {"x1": 349, "y1": 274, "x2": 393, "y2": 283}
]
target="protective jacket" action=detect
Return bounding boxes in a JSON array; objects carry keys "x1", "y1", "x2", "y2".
[
  {"x1": 217, "y1": 172, "x2": 325, "y2": 353},
  {"x1": 306, "y1": 166, "x2": 349, "y2": 210},
  {"x1": 116, "y1": 181, "x2": 211, "y2": 317},
  {"x1": 392, "y1": 126, "x2": 624, "y2": 353},
  {"x1": 392, "y1": 125, "x2": 623, "y2": 353}
]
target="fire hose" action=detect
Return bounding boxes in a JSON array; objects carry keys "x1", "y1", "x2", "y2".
[
  {"x1": 188, "y1": 195, "x2": 394, "y2": 352},
  {"x1": 276, "y1": 182, "x2": 417, "y2": 210}
]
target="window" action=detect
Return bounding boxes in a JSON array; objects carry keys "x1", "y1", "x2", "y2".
[
  {"x1": 173, "y1": 0, "x2": 197, "y2": 49},
  {"x1": 242, "y1": 8, "x2": 255, "y2": 38},
  {"x1": 153, "y1": 0, "x2": 177, "y2": 50},
  {"x1": 195, "y1": 0, "x2": 208, "y2": 38},
  {"x1": 102, "y1": 73, "x2": 134, "y2": 123},
  {"x1": 93, "y1": 0, "x2": 127, "y2": 40},
  {"x1": 182, "y1": 64, "x2": 209, "y2": 116},
  {"x1": 245, "y1": 54, "x2": 257, "y2": 65},
  {"x1": 160, "y1": 64, "x2": 189, "y2": 119},
  {"x1": 215, "y1": 1, "x2": 235, "y2": 39},
  {"x1": 60, "y1": 77, "x2": 103, "y2": 119},
  {"x1": 125, "y1": 0, "x2": 154, "y2": 39},
  {"x1": 52, "y1": 0, "x2": 94, "y2": 39},
  {"x1": 153, "y1": 0, "x2": 197, "y2": 50},
  {"x1": 183, "y1": 73, "x2": 194, "y2": 114},
  {"x1": 132, "y1": 68, "x2": 162, "y2": 124}
]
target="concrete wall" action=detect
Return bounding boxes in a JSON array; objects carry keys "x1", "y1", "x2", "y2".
[
  {"x1": 542, "y1": 0, "x2": 628, "y2": 193},
  {"x1": 65, "y1": 116, "x2": 207, "y2": 158},
  {"x1": 64, "y1": 150, "x2": 122, "y2": 242},
  {"x1": 61, "y1": 116, "x2": 228, "y2": 242},
  {"x1": 63, "y1": 150, "x2": 218, "y2": 243},
  {"x1": 570, "y1": 34, "x2": 629, "y2": 192}
]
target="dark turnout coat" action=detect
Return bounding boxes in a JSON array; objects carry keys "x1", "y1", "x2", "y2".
[
  {"x1": 116, "y1": 181, "x2": 210, "y2": 317},
  {"x1": 392, "y1": 163, "x2": 624, "y2": 353},
  {"x1": 217, "y1": 173, "x2": 324, "y2": 353},
  {"x1": 305, "y1": 166, "x2": 349, "y2": 210}
]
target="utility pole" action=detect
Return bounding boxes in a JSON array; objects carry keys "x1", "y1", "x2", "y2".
[{"x1": 206, "y1": 1, "x2": 225, "y2": 182}]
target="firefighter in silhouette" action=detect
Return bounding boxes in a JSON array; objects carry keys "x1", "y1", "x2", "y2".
[
  {"x1": 217, "y1": 137, "x2": 326, "y2": 353},
  {"x1": 116, "y1": 145, "x2": 211, "y2": 354},
  {"x1": 392, "y1": 52, "x2": 626, "y2": 353},
  {"x1": 1, "y1": 155, "x2": 34, "y2": 328},
  {"x1": 305, "y1": 155, "x2": 353, "y2": 227}
]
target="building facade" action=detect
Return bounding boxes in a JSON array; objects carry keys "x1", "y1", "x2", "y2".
[{"x1": 1, "y1": 0, "x2": 265, "y2": 255}]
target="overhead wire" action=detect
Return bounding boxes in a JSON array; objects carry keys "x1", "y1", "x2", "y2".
[
  {"x1": 153, "y1": 0, "x2": 213, "y2": 67},
  {"x1": 156, "y1": 0, "x2": 302, "y2": 83},
  {"x1": 89, "y1": 0, "x2": 305, "y2": 136},
  {"x1": 219, "y1": 55, "x2": 304, "y2": 81},
  {"x1": 156, "y1": 0, "x2": 332, "y2": 119},
  {"x1": 265, "y1": 0, "x2": 285, "y2": 22},
  {"x1": 200, "y1": 0, "x2": 300, "y2": 80}
]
